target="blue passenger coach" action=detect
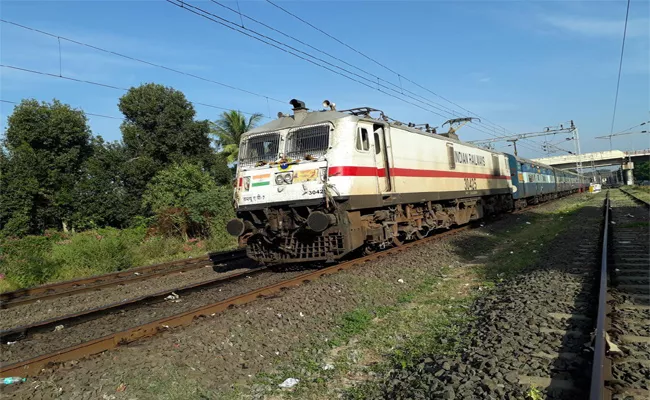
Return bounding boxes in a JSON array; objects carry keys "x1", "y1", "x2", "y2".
[{"x1": 506, "y1": 154, "x2": 586, "y2": 208}]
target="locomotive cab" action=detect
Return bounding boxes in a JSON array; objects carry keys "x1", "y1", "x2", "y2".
[{"x1": 228, "y1": 100, "x2": 351, "y2": 263}]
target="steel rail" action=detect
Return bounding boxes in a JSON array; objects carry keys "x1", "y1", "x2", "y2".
[
  {"x1": 620, "y1": 187, "x2": 650, "y2": 208},
  {"x1": 589, "y1": 191, "x2": 610, "y2": 400},
  {"x1": 0, "y1": 249, "x2": 246, "y2": 308},
  {"x1": 0, "y1": 225, "x2": 471, "y2": 378},
  {"x1": 0, "y1": 266, "x2": 265, "y2": 344}
]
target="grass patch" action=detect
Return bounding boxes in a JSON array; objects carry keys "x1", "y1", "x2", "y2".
[
  {"x1": 624, "y1": 185, "x2": 650, "y2": 203},
  {"x1": 0, "y1": 224, "x2": 237, "y2": 291},
  {"x1": 336, "y1": 310, "x2": 374, "y2": 342}
]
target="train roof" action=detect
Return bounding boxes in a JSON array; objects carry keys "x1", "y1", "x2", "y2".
[
  {"x1": 243, "y1": 104, "x2": 502, "y2": 155},
  {"x1": 244, "y1": 109, "x2": 352, "y2": 137},
  {"x1": 243, "y1": 101, "x2": 583, "y2": 177}
]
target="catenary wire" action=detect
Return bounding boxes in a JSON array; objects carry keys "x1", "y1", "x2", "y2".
[
  {"x1": 0, "y1": 64, "x2": 267, "y2": 118},
  {"x1": 203, "y1": 1, "x2": 544, "y2": 153},
  {"x1": 264, "y1": 0, "x2": 516, "y2": 137},
  {"x1": 167, "y1": 0, "x2": 544, "y2": 154},
  {"x1": 1, "y1": 99, "x2": 123, "y2": 120},
  {"x1": 209, "y1": 0, "x2": 471, "y2": 122},
  {"x1": 0, "y1": 19, "x2": 286, "y2": 104}
]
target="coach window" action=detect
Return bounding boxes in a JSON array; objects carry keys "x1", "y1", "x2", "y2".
[
  {"x1": 356, "y1": 127, "x2": 370, "y2": 151},
  {"x1": 373, "y1": 132, "x2": 381, "y2": 155}
]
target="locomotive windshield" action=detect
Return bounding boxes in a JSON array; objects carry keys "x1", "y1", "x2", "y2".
[
  {"x1": 239, "y1": 132, "x2": 280, "y2": 166},
  {"x1": 285, "y1": 124, "x2": 330, "y2": 159}
]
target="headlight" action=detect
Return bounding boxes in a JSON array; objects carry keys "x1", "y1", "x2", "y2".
[
  {"x1": 319, "y1": 167, "x2": 327, "y2": 182},
  {"x1": 275, "y1": 174, "x2": 285, "y2": 185},
  {"x1": 283, "y1": 172, "x2": 293, "y2": 184}
]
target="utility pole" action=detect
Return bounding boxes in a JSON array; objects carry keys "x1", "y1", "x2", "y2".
[
  {"x1": 573, "y1": 127, "x2": 582, "y2": 174},
  {"x1": 507, "y1": 139, "x2": 518, "y2": 156}
]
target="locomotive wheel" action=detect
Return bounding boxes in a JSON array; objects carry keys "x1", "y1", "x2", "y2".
[
  {"x1": 392, "y1": 234, "x2": 404, "y2": 247},
  {"x1": 414, "y1": 229, "x2": 428, "y2": 240}
]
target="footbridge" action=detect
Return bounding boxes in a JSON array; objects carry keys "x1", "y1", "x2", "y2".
[{"x1": 533, "y1": 149, "x2": 650, "y2": 185}]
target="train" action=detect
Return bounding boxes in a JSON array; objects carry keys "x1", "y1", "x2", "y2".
[{"x1": 226, "y1": 99, "x2": 589, "y2": 264}]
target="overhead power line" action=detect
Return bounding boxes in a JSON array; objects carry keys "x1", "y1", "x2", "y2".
[
  {"x1": 169, "y1": 1, "x2": 452, "y2": 121},
  {"x1": 0, "y1": 64, "x2": 267, "y2": 118},
  {"x1": 213, "y1": 0, "x2": 544, "y2": 154},
  {"x1": 210, "y1": 0, "x2": 518, "y2": 139},
  {"x1": 1, "y1": 99, "x2": 124, "y2": 120},
  {"x1": 615, "y1": 120, "x2": 648, "y2": 135},
  {"x1": 166, "y1": 0, "x2": 544, "y2": 155},
  {"x1": 609, "y1": 0, "x2": 631, "y2": 135},
  {"x1": 264, "y1": 0, "x2": 514, "y2": 137},
  {"x1": 0, "y1": 19, "x2": 285, "y2": 104},
  {"x1": 209, "y1": 0, "x2": 470, "y2": 123}
]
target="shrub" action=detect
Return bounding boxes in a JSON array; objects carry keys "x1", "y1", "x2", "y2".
[
  {"x1": 0, "y1": 235, "x2": 60, "y2": 287},
  {"x1": 50, "y1": 227, "x2": 145, "y2": 280}
]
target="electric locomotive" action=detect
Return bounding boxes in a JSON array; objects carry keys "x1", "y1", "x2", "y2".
[{"x1": 226, "y1": 99, "x2": 587, "y2": 264}]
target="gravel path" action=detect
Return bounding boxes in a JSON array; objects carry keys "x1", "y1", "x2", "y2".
[
  {"x1": 0, "y1": 257, "x2": 254, "y2": 330},
  {"x1": 1, "y1": 194, "x2": 593, "y2": 400},
  {"x1": 371, "y1": 193, "x2": 605, "y2": 399}
]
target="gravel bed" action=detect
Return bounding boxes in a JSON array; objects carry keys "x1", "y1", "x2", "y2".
[
  {"x1": 607, "y1": 190, "x2": 650, "y2": 396},
  {"x1": 370, "y1": 194, "x2": 604, "y2": 399},
  {"x1": 612, "y1": 363, "x2": 650, "y2": 389},
  {"x1": 0, "y1": 258, "x2": 255, "y2": 330},
  {"x1": 0, "y1": 268, "x2": 304, "y2": 365}
]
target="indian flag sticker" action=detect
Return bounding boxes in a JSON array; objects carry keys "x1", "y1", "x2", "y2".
[{"x1": 252, "y1": 174, "x2": 270, "y2": 187}]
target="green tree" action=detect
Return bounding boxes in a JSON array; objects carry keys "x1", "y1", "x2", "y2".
[
  {"x1": 210, "y1": 110, "x2": 264, "y2": 163},
  {"x1": 72, "y1": 138, "x2": 138, "y2": 229},
  {"x1": 118, "y1": 83, "x2": 230, "y2": 200},
  {"x1": 119, "y1": 83, "x2": 215, "y2": 168},
  {"x1": 142, "y1": 162, "x2": 217, "y2": 212},
  {"x1": 633, "y1": 161, "x2": 649, "y2": 182},
  {"x1": 142, "y1": 162, "x2": 230, "y2": 238},
  {"x1": 1, "y1": 99, "x2": 93, "y2": 235}
]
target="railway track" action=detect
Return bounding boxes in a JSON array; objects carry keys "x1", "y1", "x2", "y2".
[
  {"x1": 590, "y1": 189, "x2": 650, "y2": 400},
  {"x1": 0, "y1": 223, "x2": 475, "y2": 378},
  {"x1": 0, "y1": 266, "x2": 266, "y2": 344},
  {"x1": 0, "y1": 249, "x2": 247, "y2": 309},
  {"x1": 0, "y1": 192, "x2": 585, "y2": 379}
]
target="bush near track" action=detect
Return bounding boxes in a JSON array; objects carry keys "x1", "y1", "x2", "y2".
[{"x1": 0, "y1": 220, "x2": 236, "y2": 292}]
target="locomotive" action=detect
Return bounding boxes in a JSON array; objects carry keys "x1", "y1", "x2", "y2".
[{"x1": 226, "y1": 99, "x2": 588, "y2": 264}]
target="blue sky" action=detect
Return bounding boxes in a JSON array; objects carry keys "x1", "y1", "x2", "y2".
[{"x1": 1, "y1": 0, "x2": 648, "y2": 160}]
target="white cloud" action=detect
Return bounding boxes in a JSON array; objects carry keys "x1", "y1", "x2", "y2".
[{"x1": 540, "y1": 14, "x2": 649, "y2": 38}]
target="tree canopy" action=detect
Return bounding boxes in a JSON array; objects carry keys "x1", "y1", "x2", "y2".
[
  {"x1": 0, "y1": 84, "x2": 259, "y2": 238},
  {"x1": 1, "y1": 99, "x2": 93, "y2": 234},
  {"x1": 633, "y1": 161, "x2": 649, "y2": 182},
  {"x1": 119, "y1": 83, "x2": 214, "y2": 167},
  {"x1": 210, "y1": 110, "x2": 264, "y2": 163}
]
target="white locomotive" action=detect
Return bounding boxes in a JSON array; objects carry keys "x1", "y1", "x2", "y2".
[{"x1": 226, "y1": 99, "x2": 522, "y2": 264}]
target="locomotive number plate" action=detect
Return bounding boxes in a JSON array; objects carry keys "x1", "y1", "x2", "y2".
[{"x1": 464, "y1": 178, "x2": 477, "y2": 191}]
